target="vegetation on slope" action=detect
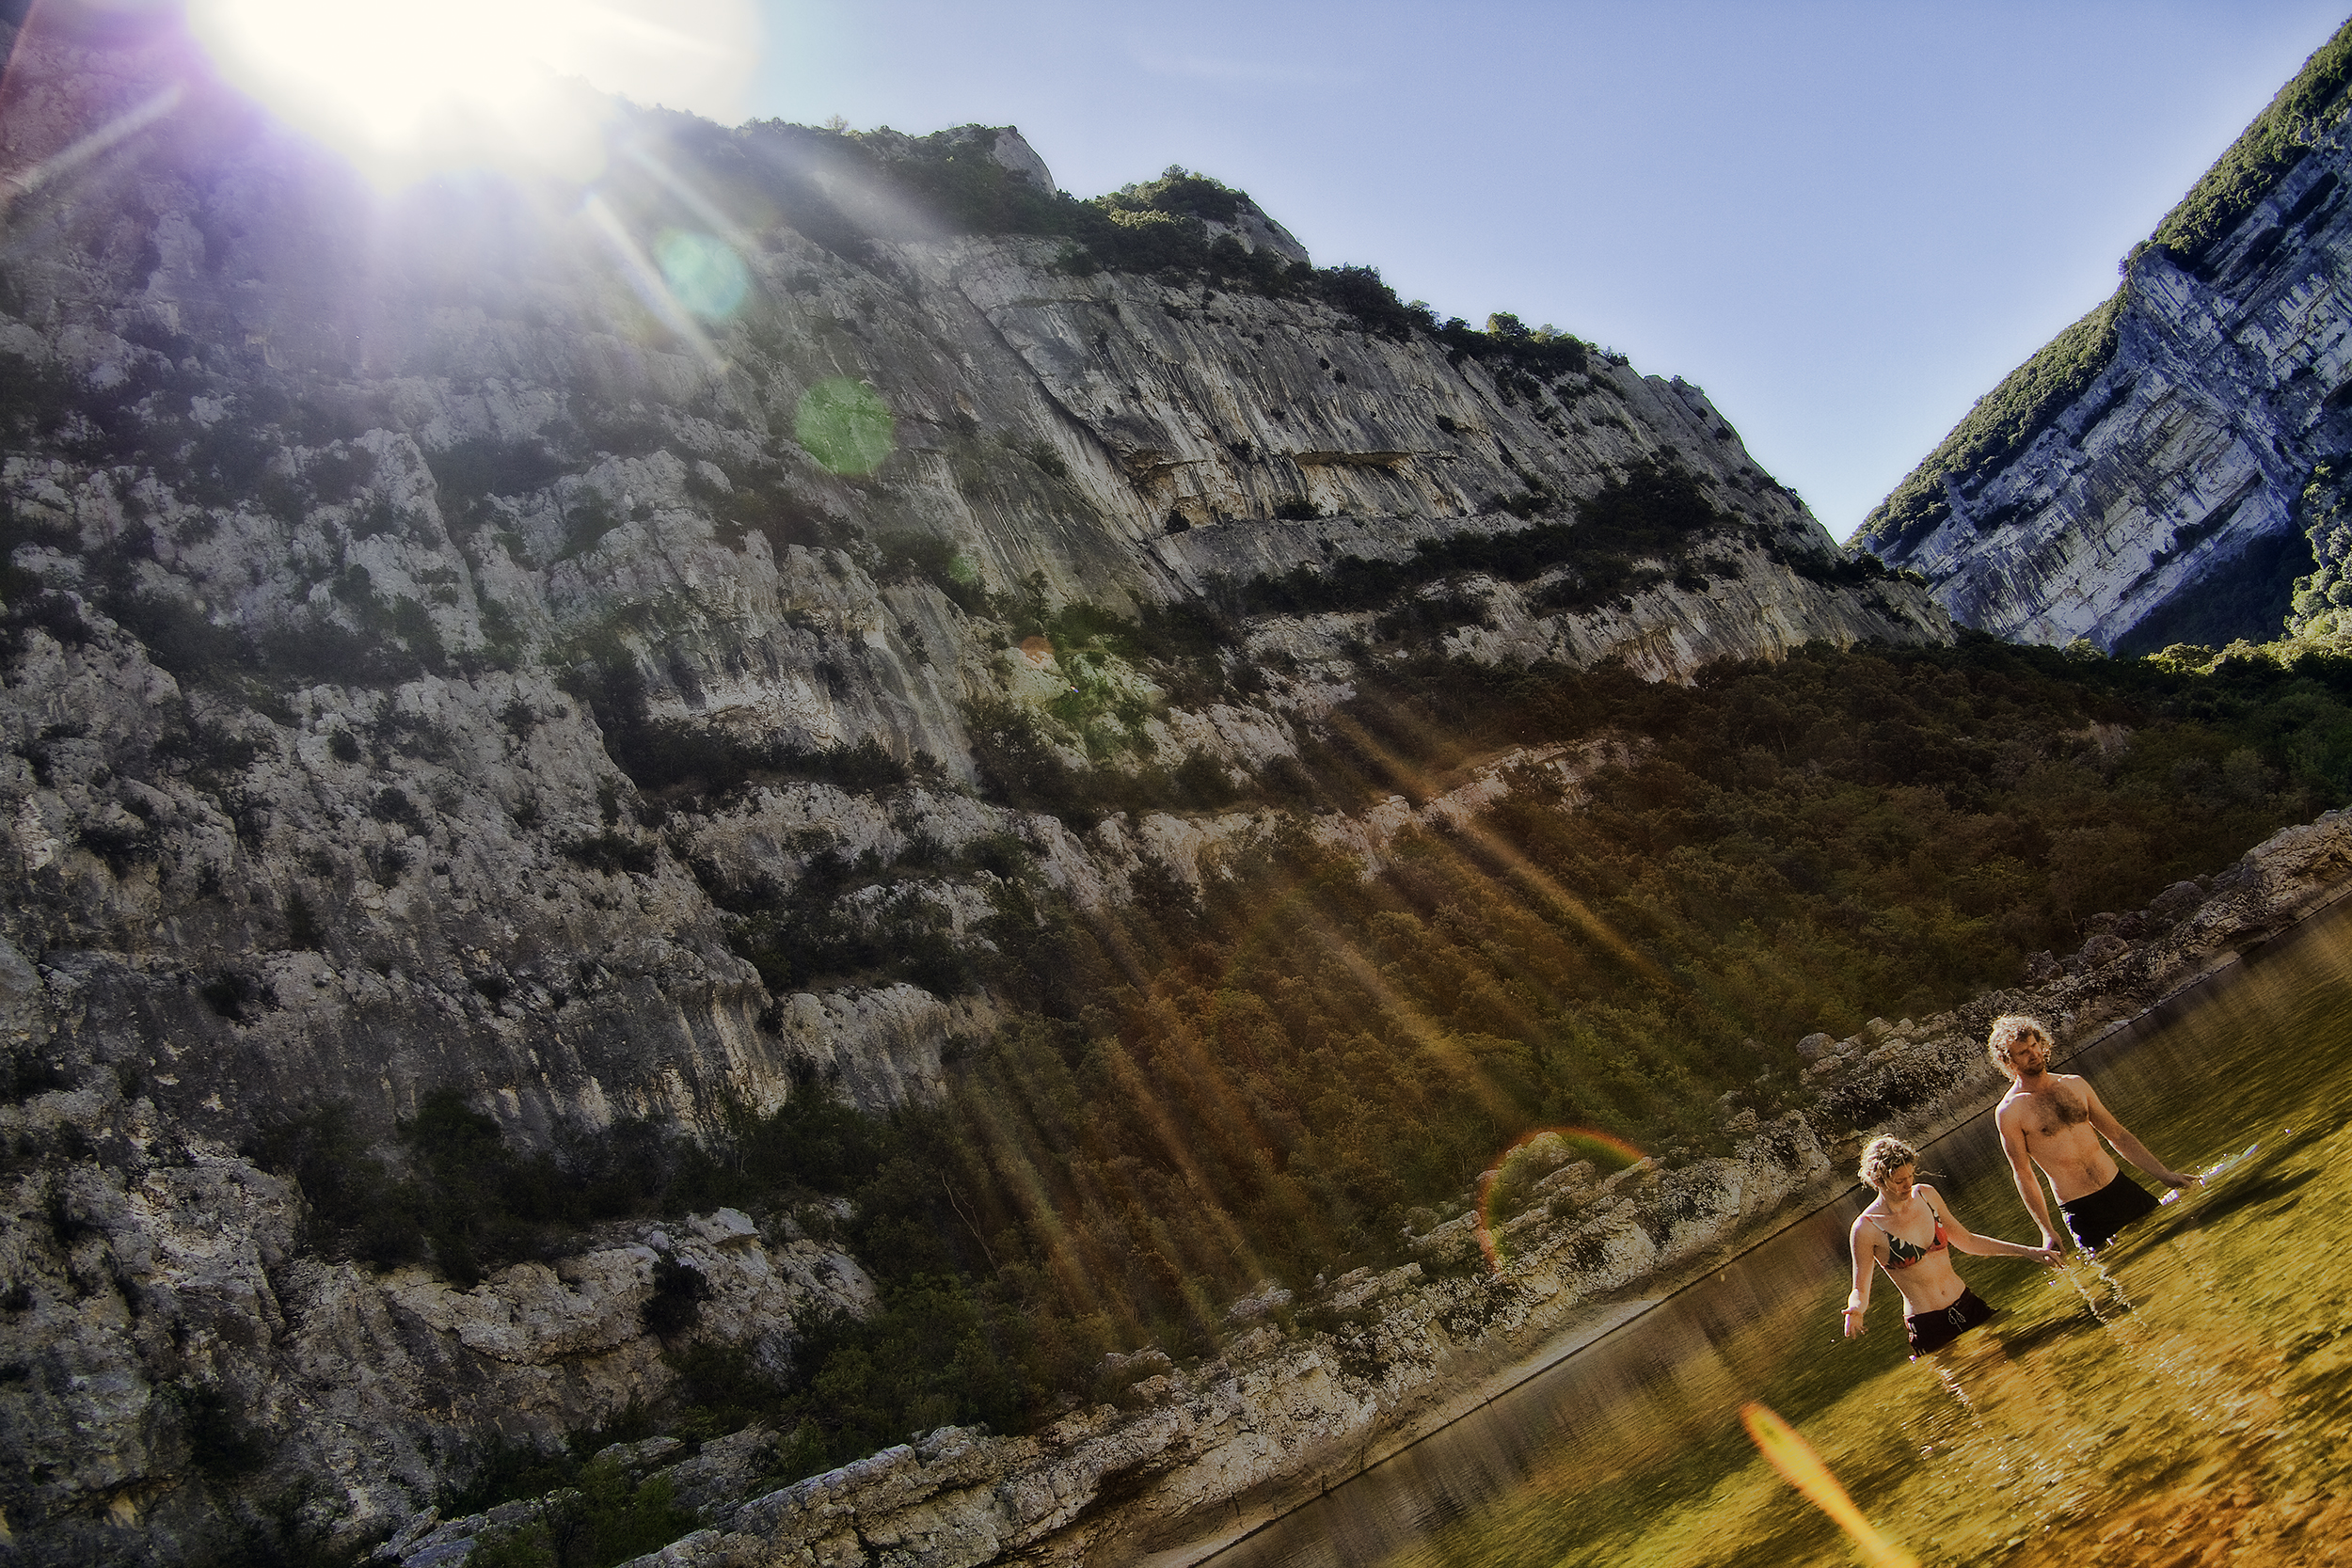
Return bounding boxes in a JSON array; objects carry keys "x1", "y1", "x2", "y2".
[
  {"x1": 2148, "y1": 15, "x2": 2352, "y2": 268},
  {"x1": 723, "y1": 120, "x2": 1600, "y2": 371},
  {"x1": 1853, "y1": 291, "x2": 2124, "y2": 557},
  {"x1": 262, "y1": 633, "x2": 2352, "y2": 1504},
  {"x1": 1854, "y1": 14, "x2": 2352, "y2": 559}
]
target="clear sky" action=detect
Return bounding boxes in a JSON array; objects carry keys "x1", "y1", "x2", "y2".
[{"x1": 734, "y1": 1, "x2": 2349, "y2": 542}]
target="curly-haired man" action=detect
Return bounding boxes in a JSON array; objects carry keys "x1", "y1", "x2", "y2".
[{"x1": 1990, "y1": 1014, "x2": 2196, "y2": 1254}]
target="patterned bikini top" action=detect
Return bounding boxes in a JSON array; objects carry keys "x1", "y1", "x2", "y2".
[{"x1": 1869, "y1": 1203, "x2": 1948, "y2": 1270}]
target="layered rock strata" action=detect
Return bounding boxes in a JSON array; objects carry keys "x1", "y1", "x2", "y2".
[
  {"x1": 1856, "y1": 23, "x2": 2352, "y2": 655},
  {"x1": 0, "y1": 13, "x2": 1947, "y2": 1146}
]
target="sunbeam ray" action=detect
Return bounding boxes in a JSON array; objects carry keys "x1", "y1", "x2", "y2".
[
  {"x1": 0, "y1": 82, "x2": 182, "y2": 210},
  {"x1": 579, "y1": 190, "x2": 724, "y2": 365}
]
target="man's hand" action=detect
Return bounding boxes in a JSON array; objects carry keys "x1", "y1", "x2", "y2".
[{"x1": 2154, "y1": 1169, "x2": 2201, "y2": 1191}]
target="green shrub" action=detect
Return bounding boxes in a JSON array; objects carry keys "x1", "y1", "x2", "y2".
[
  {"x1": 1218, "y1": 459, "x2": 1724, "y2": 624},
  {"x1": 2151, "y1": 16, "x2": 2352, "y2": 268},
  {"x1": 178, "y1": 1386, "x2": 271, "y2": 1486},
  {"x1": 726, "y1": 879, "x2": 976, "y2": 995},
  {"x1": 283, "y1": 895, "x2": 323, "y2": 951},
  {"x1": 642, "y1": 1259, "x2": 710, "y2": 1339},
  {"x1": 562, "y1": 831, "x2": 659, "y2": 877},
  {"x1": 555, "y1": 493, "x2": 623, "y2": 561},
  {"x1": 874, "y1": 531, "x2": 990, "y2": 614},
  {"x1": 427, "y1": 438, "x2": 566, "y2": 505},
  {"x1": 467, "y1": 1458, "x2": 698, "y2": 1568}
]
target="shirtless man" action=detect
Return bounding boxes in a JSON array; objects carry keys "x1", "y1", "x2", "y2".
[{"x1": 1991, "y1": 1014, "x2": 2196, "y2": 1254}]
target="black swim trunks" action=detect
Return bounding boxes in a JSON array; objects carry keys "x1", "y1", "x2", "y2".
[
  {"x1": 2060, "y1": 1169, "x2": 2160, "y2": 1253},
  {"x1": 1905, "y1": 1287, "x2": 1996, "y2": 1356}
]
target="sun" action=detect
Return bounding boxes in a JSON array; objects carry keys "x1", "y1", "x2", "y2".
[{"x1": 187, "y1": 0, "x2": 759, "y2": 185}]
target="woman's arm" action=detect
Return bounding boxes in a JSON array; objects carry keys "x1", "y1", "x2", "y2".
[
  {"x1": 1843, "y1": 1217, "x2": 1879, "y2": 1338},
  {"x1": 1926, "y1": 1187, "x2": 2060, "y2": 1264}
]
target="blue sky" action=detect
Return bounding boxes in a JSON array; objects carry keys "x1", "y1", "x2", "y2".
[{"x1": 741, "y1": 1, "x2": 2349, "y2": 541}]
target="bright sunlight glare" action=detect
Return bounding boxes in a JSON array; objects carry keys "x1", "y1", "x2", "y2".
[{"x1": 187, "y1": 0, "x2": 758, "y2": 184}]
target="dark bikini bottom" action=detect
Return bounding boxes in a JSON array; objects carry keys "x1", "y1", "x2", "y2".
[
  {"x1": 2060, "y1": 1169, "x2": 2160, "y2": 1253},
  {"x1": 1905, "y1": 1286, "x2": 1996, "y2": 1356}
]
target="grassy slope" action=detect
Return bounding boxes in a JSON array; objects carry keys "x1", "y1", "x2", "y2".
[{"x1": 1852, "y1": 15, "x2": 2352, "y2": 558}]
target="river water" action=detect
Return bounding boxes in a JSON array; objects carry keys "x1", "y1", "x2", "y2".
[{"x1": 1208, "y1": 895, "x2": 2352, "y2": 1567}]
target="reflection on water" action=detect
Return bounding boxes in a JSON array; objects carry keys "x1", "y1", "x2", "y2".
[{"x1": 1211, "y1": 901, "x2": 2352, "y2": 1567}]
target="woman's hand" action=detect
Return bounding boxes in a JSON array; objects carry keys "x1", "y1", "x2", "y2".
[{"x1": 1841, "y1": 1306, "x2": 1865, "y2": 1338}]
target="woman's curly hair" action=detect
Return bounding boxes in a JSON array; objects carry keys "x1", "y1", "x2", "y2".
[{"x1": 1858, "y1": 1133, "x2": 1918, "y2": 1189}]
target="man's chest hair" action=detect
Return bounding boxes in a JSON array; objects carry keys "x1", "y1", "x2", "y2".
[{"x1": 2013, "y1": 1082, "x2": 2092, "y2": 1135}]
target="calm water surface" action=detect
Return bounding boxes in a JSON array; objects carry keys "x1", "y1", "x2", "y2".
[{"x1": 1214, "y1": 899, "x2": 2352, "y2": 1568}]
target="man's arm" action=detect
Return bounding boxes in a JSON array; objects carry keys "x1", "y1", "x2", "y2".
[
  {"x1": 1998, "y1": 1105, "x2": 2064, "y2": 1249},
  {"x1": 2085, "y1": 1085, "x2": 2196, "y2": 1189}
]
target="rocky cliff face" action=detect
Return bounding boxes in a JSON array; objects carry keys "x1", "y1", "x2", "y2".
[
  {"x1": 1856, "y1": 21, "x2": 2352, "y2": 656},
  {"x1": 0, "y1": 8, "x2": 1949, "y2": 1563},
  {"x1": 0, "y1": 13, "x2": 1946, "y2": 1143}
]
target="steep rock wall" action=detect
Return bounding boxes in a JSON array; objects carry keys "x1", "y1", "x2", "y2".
[
  {"x1": 0, "y1": 15, "x2": 1947, "y2": 1143},
  {"x1": 0, "y1": 9, "x2": 1952, "y2": 1562},
  {"x1": 1857, "y1": 23, "x2": 2352, "y2": 655}
]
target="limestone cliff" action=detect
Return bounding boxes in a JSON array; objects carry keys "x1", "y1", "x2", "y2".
[
  {"x1": 0, "y1": 7, "x2": 1950, "y2": 1563},
  {"x1": 0, "y1": 14, "x2": 1946, "y2": 1142},
  {"x1": 1856, "y1": 20, "x2": 2352, "y2": 655}
]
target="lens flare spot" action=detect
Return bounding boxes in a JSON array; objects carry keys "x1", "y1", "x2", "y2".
[
  {"x1": 1475, "y1": 1127, "x2": 1645, "y2": 1271},
  {"x1": 795, "y1": 378, "x2": 895, "y2": 475},
  {"x1": 1019, "y1": 635, "x2": 1056, "y2": 666},
  {"x1": 654, "y1": 229, "x2": 750, "y2": 320},
  {"x1": 1741, "y1": 1402, "x2": 1921, "y2": 1568}
]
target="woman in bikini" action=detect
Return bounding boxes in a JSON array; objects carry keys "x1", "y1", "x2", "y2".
[{"x1": 1841, "y1": 1134, "x2": 2060, "y2": 1356}]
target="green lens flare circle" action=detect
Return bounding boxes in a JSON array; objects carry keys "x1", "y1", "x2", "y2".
[
  {"x1": 795, "y1": 378, "x2": 896, "y2": 475},
  {"x1": 653, "y1": 229, "x2": 750, "y2": 321}
]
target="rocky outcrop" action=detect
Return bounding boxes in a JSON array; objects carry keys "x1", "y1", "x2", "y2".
[
  {"x1": 1856, "y1": 21, "x2": 2352, "y2": 655},
  {"x1": 0, "y1": 1118, "x2": 871, "y2": 1562}
]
